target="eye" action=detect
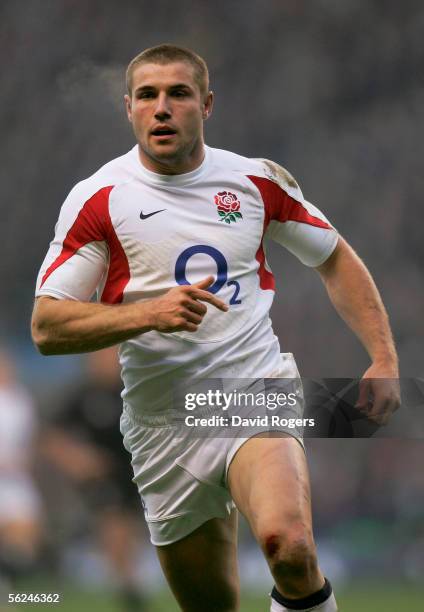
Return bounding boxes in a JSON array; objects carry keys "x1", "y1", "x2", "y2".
[
  {"x1": 137, "y1": 91, "x2": 155, "y2": 99},
  {"x1": 173, "y1": 90, "x2": 189, "y2": 97}
]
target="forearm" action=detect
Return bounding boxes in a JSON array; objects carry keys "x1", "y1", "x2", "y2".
[
  {"x1": 316, "y1": 239, "x2": 398, "y2": 371},
  {"x1": 32, "y1": 277, "x2": 228, "y2": 355},
  {"x1": 31, "y1": 297, "x2": 154, "y2": 355}
]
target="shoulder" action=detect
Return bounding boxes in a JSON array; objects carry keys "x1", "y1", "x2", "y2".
[
  {"x1": 64, "y1": 146, "x2": 139, "y2": 211},
  {"x1": 207, "y1": 147, "x2": 303, "y2": 200},
  {"x1": 207, "y1": 145, "x2": 264, "y2": 176}
]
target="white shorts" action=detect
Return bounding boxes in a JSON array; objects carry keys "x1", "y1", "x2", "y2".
[{"x1": 120, "y1": 353, "x2": 303, "y2": 546}]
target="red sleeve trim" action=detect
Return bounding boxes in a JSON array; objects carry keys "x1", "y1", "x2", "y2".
[
  {"x1": 247, "y1": 175, "x2": 331, "y2": 229},
  {"x1": 40, "y1": 186, "x2": 130, "y2": 304},
  {"x1": 246, "y1": 175, "x2": 331, "y2": 290}
]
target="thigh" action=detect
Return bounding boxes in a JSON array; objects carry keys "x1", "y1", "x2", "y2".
[
  {"x1": 227, "y1": 435, "x2": 313, "y2": 540},
  {"x1": 156, "y1": 509, "x2": 240, "y2": 612}
]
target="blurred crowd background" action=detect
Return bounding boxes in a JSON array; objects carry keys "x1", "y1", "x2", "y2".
[{"x1": 1, "y1": 0, "x2": 423, "y2": 609}]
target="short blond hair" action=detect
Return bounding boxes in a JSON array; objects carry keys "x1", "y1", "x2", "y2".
[{"x1": 126, "y1": 44, "x2": 209, "y2": 98}]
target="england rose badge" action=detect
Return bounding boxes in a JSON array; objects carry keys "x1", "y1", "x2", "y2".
[{"x1": 214, "y1": 191, "x2": 243, "y2": 224}]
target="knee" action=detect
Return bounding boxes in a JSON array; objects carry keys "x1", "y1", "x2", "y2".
[{"x1": 258, "y1": 524, "x2": 318, "y2": 578}]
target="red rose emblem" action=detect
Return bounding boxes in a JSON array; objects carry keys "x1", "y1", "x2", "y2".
[{"x1": 213, "y1": 191, "x2": 243, "y2": 224}]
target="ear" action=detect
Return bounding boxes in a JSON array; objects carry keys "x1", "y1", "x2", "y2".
[
  {"x1": 202, "y1": 90, "x2": 214, "y2": 120},
  {"x1": 124, "y1": 94, "x2": 132, "y2": 122}
]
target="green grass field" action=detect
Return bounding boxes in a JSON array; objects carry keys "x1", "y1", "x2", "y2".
[{"x1": 8, "y1": 583, "x2": 424, "y2": 611}]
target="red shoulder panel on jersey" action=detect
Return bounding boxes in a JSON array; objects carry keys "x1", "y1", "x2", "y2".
[
  {"x1": 246, "y1": 175, "x2": 331, "y2": 291},
  {"x1": 247, "y1": 175, "x2": 331, "y2": 229},
  {"x1": 40, "y1": 186, "x2": 130, "y2": 303}
]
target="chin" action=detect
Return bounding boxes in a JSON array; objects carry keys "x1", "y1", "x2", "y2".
[
  {"x1": 139, "y1": 141, "x2": 192, "y2": 171},
  {"x1": 154, "y1": 147, "x2": 179, "y2": 159},
  {"x1": 152, "y1": 146, "x2": 185, "y2": 164}
]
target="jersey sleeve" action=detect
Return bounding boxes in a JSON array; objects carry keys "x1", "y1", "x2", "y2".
[
  {"x1": 35, "y1": 184, "x2": 114, "y2": 302},
  {"x1": 249, "y1": 160, "x2": 339, "y2": 267}
]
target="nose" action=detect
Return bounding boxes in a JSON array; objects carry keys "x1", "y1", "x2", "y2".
[{"x1": 154, "y1": 92, "x2": 171, "y2": 120}]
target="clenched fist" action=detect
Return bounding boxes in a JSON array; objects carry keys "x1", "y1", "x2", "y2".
[{"x1": 149, "y1": 276, "x2": 228, "y2": 333}]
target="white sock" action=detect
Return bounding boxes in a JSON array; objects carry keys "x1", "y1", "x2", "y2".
[{"x1": 270, "y1": 579, "x2": 338, "y2": 611}]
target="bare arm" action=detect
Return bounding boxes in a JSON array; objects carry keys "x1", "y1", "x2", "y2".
[
  {"x1": 31, "y1": 276, "x2": 228, "y2": 355},
  {"x1": 315, "y1": 237, "x2": 400, "y2": 423},
  {"x1": 316, "y1": 237, "x2": 398, "y2": 369}
]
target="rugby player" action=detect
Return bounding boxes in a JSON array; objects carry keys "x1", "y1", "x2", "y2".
[{"x1": 31, "y1": 44, "x2": 400, "y2": 611}]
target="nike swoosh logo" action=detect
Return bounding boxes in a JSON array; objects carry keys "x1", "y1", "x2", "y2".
[{"x1": 140, "y1": 209, "x2": 166, "y2": 220}]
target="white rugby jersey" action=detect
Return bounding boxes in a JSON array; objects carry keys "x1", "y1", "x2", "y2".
[{"x1": 36, "y1": 145, "x2": 338, "y2": 414}]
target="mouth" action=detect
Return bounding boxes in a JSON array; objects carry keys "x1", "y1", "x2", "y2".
[{"x1": 150, "y1": 126, "x2": 177, "y2": 141}]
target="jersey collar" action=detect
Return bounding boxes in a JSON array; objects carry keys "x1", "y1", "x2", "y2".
[{"x1": 132, "y1": 145, "x2": 210, "y2": 186}]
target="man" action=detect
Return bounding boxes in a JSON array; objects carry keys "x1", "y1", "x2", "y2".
[
  {"x1": 0, "y1": 350, "x2": 43, "y2": 585},
  {"x1": 40, "y1": 347, "x2": 149, "y2": 611},
  {"x1": 32, "y1": 44, "x2": 399, "y2": 611}
]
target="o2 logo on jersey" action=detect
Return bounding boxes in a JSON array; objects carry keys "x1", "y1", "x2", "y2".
[{"x1": 175, "y1": 245, "x2": 242, "y2": 305}]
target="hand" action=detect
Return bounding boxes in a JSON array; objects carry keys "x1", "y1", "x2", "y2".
[
  {"x1": 355, "y1": 362, "x2": 400, "y2": 425},
  {"x1": 148, "y1": 276, "x2": 228, "y2": 333}
]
